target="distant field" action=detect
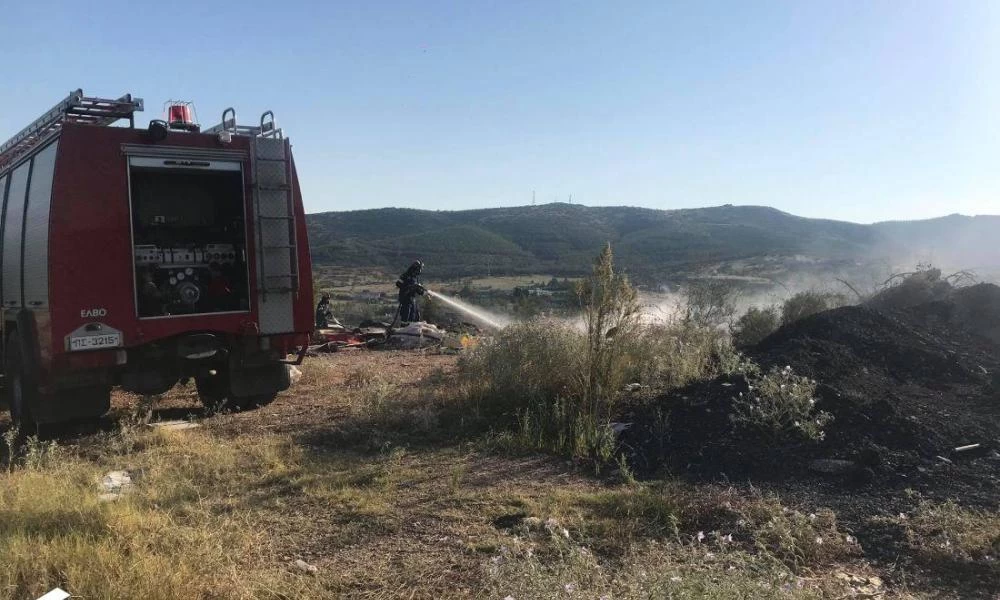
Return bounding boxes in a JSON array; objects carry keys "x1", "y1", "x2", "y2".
[{"x1": 321, "y1": 273, "x2": 574, "y2": 294}]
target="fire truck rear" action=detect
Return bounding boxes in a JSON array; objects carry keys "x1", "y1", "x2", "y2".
[{"x1": 0, "y1": 89, "x2": 314, "y2": 425}]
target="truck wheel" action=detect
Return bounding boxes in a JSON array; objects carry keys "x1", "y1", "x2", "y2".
[
  {"x1": 196, "y1": 371, "x2": 229, "y2": 411},
  {"x1": 196, "y1": 372, "x2": 276, "y2": 411},
  {"x1": 196, "y1": 364, "x2": 283, "y2": 412},
  {"x1": 231, "y1": 393, "x2": 277, "y2": 410},
  {"x1": 5, "y1": 339, "x2": 37, "y2": 427}
]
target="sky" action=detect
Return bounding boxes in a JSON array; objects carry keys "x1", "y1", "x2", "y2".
[{"x1": 1, "y1": 1, "x2": 998, "y2": 223}]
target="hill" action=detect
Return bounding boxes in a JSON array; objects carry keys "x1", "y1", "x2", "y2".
[{"x1": 306, "y1": 204, "x2": 1000, "y2": 281}]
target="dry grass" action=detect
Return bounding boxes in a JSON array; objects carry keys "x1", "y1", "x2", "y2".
[
  {"x1": 0, "y1": 350, "x2": 986, "y2": 598},
  {"x1": 478, "y1": 481, "x2": 865, "y2": 599},
  {"x1": 890, "y1": 500, "x2": 1000, "y2": 564},
  {"x1": 0, "y1": 427, "x2": 328, "y2": 599}
]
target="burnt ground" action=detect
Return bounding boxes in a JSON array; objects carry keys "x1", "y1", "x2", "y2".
[{"x1": 624, "y1": 284, "x2": 1000, "y2": 597}]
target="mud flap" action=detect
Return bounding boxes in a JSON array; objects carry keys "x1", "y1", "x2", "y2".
[{"x1": 229, "y1": 362, "x2": 290, "y2": 398}]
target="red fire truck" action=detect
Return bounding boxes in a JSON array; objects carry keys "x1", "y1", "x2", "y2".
[{"x1": 0, "y1": 89, "x2": 313, "y2": 425}]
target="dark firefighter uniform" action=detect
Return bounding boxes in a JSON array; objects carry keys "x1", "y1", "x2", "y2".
[
  {"x1": 395, "y1": 261, "x2": 425, "y2": 323},
  {"x1": 315, "y1": 293, "x2": 334, "y2": 328}
]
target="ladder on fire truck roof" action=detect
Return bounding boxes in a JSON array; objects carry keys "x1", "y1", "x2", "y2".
[
  {"x1": 0, "y1": 89, "x2": 143, "y2": 172},
  {"x1": 204, "y1": 107, "x2": 284, "y2": 139},
  {"x1": 206, "y1": 108, "x2": 298, "y2": 332}
]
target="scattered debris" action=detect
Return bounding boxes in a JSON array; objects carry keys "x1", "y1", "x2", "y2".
[
  {"x1": 834, "y1": 572, "x2": 884, "y2": 596},
  {"x1": 541, "y1": 517, "x2": 570, "y2": 539},
  {"x1": 387, "y1": 321, "x2": 446, "y2": 349},
  {"x1": 952, "y1": 443, "x2": 990, "y2": 459},
  {"x1": 288, "y1": 365, "x2": 303, "y2": 385},
  {"x1": 147, "y1": 420, "x2": 201, "y2": 431},
  {"x1": 610, "y1": 422, "x2": 632, "y2": 434},
  {"x1": 954, "y1": 443, "x2": 982, "y2": 453},
  {"x1": 99, "y1": 470, "x2": 134, "y2": 501},
  {"x1": 35, "y1": 588, "x2": 71, "y2": 600}
]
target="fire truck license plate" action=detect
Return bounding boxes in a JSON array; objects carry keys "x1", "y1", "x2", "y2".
[{"x1": 69, "y1": 333, "x2": 122, "y2": 351}]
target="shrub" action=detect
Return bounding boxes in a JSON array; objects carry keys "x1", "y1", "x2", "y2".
[
  {"x1": 867, "y1": 266, "x2": 954, "y2": 310},
  {"x1": 730, "y1": 305, "x2": 780, "y2": 347},
  {"x1": 630, "y1": 322, "x2": 732, "y2": 389},
  {"x1": 459, "y1": 320, "x2": 585, "y2": 416},
  {"x1": 730, "y1": 364, "x2": 832, "y2": 443},
  {"x1": 781, "y1": 291, "x2": 846, "y2": 325},
  {"x1": 895, "y1": 500, "x2": 1000, "y2": 563},
  {"x1": 684, "y1": 280, "x2": 739, "y2": 328},
  {"x1": 737, "y1": 500, "x2": 856, "y2": 569},
  {"x1": 460, "y1": 245, "x2": 754, "y2": 468},
  {"x1": 460, "y1": 245, "x2": 654, "y2": 466}
]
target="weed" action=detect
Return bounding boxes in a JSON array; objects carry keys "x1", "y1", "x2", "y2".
[
  {"x1": 615, "y1": 453, "x2": 636, "y2": 485},
  {"x1": 576, "y1": 243, "x2": 643, "y2": 421},
  {"x1": 489, "y1": 482, "x2": 859, "y2": 598},
  {"x1": 738, "y1": 500, "x2": 856, "y2": 569},
  {"x1": 23, "y1": 436, "x2": 61, "y2": 471},
  {"x1": 889, "y1": 500, "x2": 1000, "y2": 563},
  {"x1": 630, "y1": 321, "x2": 731, "y2": 389},
  {"x1": 731, "y1": 365, "x2": 832, "y2": 443},
  {"x1": 3, "y1": 426, "x2": 19, "y2": 472},
  {"x1": 449, "y1": 462, "x2": 467, "y2": 495}
]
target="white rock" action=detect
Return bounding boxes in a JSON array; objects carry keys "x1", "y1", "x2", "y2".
[
  {"x1": 99, "y1": 471, "x2": 134, "y2": 500},
  {"x1": 293, "y1": 559, "x2": 318, "y2": 575}
]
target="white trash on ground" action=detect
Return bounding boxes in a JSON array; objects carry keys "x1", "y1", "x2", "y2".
[
  {"x1": 148, "y1": 420, "x2": 201, "y2": 431},
  {"x1": 99, "y1": 470, "x2": 134, "y2": 502},
  {"x1": 388, "y1": 321, "x2": 446, "y2": 349},
  {"x1": 293, "y1": 559, "x2": 319, "y2": 575},
  {"x1": 288, "y1": 365, "x2": 303, "y2": 385}
]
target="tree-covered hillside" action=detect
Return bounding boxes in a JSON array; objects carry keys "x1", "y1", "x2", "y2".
[{"x1": 306, "y1": 203, "x2": 999, "y2": 279}]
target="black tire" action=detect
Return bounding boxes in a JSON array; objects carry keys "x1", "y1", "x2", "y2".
[
  {"x1": 232, "y1": 393, "x2": 277, "y2": 410},
  {"x1": 196, "y1": 371, "x2": 229, "y2": 410},
  {"x1": 5, "y1": 338, "x2": 37, "y2": 427},
  {"x1": 196, "y1": 370, "x2": 277, "y2": 412}
]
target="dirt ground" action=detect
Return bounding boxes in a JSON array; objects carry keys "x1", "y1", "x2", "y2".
[{"x1": 5, "y1": 351, "x2": 614, "y2": 598}]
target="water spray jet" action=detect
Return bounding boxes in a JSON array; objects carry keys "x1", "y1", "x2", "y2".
[{"x1": 426, "y1": 289, "x2": 508, "y2": 330}]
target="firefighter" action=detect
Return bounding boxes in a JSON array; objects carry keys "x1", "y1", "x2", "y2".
[
  {"x1": 395, "y1": 260, "x2": 425, "y2": 324},
  {"x1": 315, "y1": 293, "x2": 335, "y2": 329}
]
